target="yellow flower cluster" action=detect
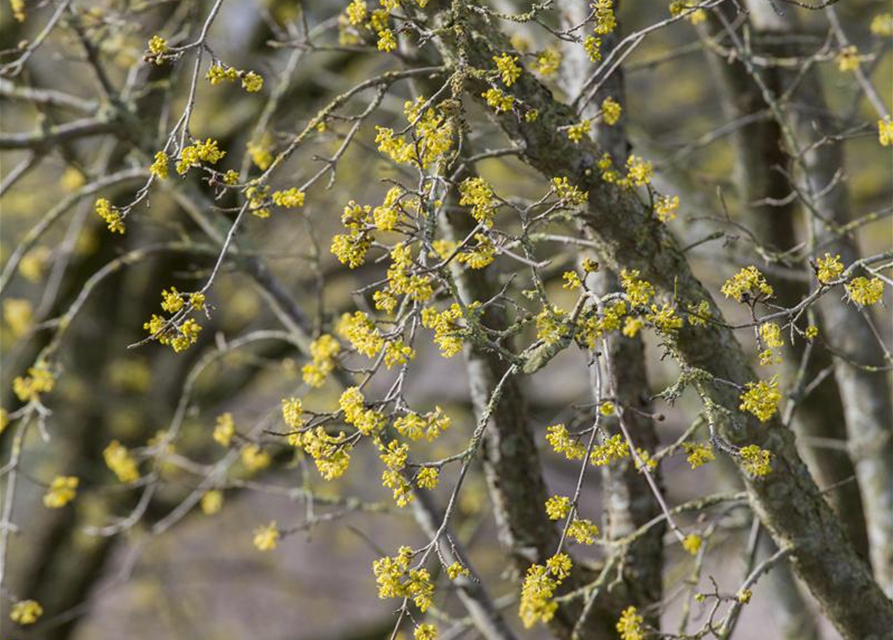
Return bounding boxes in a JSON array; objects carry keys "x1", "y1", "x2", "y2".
[
  {"x1": 591, "y1": 433, "x2": 630, "y2": 466},
  {"x1": 271, "y1": 188, "x2": 305, "y2": 208},
  {"x1": 253, "y1": 521, "x2": 279, "y2": 551},
  {"x1": 880, "y1": 117, "x2": 893, "y2": 146},
  {"x1": 248, "y1": 133, "x2": 274, "y2": 170},
  {"x1": 144, "y1": 295, "x2": 204, "y2": 353},
  {"x1": 845, "y1": 276, "x2": 884, "y2": 307},
  {"x1": 146, "y1": 35, "x2": 168, "y2": 63},
  {"x1": 150, "y1": 151, "x2": 169, "y2": 179},
  {"x1": 536, "y1": 306, "x2": 569, "y2": 346},
  {"x1": 201, "y1": 490, "x2": 223, "y2": 515},
  {"x1": 535, "y1": 47, "x2": 562, "y2": 76},
  {"x1": 519, "y1": 564, "x2": 559, "y2": 628},
  {"x1": 721, "y1": 265, "x2": 774, "y2": 303},
  {"x1": 593, "y1": 0, "x2": 616, "y2": 34},
  {"x1": 872, "y1": 13, "x2": 893, "y2": 36},
  {"x1": 241, "y1": 444, "x2": 271, "y2": 472},
  {"x1": 43, "y1": 475, "x2": 78, "y2": 508},
  {"x1": 414, "y1": 624, "x2": 438, "y2": 640},
  {"x1": 654, "y1": 194, "x2": 679, "y2": 222},
  {"x1": 394, "y1": 406, "x2": 451, "y2": 441},
  {"x1": 103, "y1": 440, "x2": 140, "y2": 483},
  {"x1": 545, "y1": 495, "x2": 571, "y2": 520},
  {"x1": 620, "y1": 269, "x2": 655, "y2": 306},
  {"x1": 566, "y1": 119, "x2": 592, "y2": 143},
  {"x1": 546, "y1": 423, "x2": 585, "y2": 460},
  {"x1": 176, "y1": 138, "x2": 226, "y2": 175},
  {"x1": 380, "y1": 98, "x2": 454, "y2": 169},
  {"x1": 739, "y1": 377, "x2": 781, "y2": 423},
  {"x1": 626, "y1": 155, "x2": 653, "y2": 186},
  {"x1": 563, "y1": 271, "x2": 583, "y2": 290},
  {"x1": 457, "y1": 234, "x2": 496, "y2": 270},
  {"x1": 331, "y1": 201, "x2": 373, "y2": 268},
  {"x1": 415, "y1": 467, "x2": 439, "y2": 489},
  {"x1": 546, "y1": 552, "x2": 572, "y2": 580},
  {"x1": 682, "y1": 533, "x2": 702, "y2": 556},
  {"x1": 373, "y1": 547, "x2": 434, "y2": 612},
  {"x1": 447, "y1": 561, "x2": 470, "y2": 580},
  {"x1": 338, "y1": 311, "x2": 383, "y2": 358},
  {"x1": 683, "y1": 441, "x2": 715, "y2": 469},
  {"x1": 95, "y1": 198, "x2": 125, "y2": 234},
  {"x1": 340, "y1": 387, "x2": 385, "y2": 436},
  {"x1": 836, "y1": 46, "x2": 859, "y2": 72},
  {"x1": 206, "y1": 63, "x2": 264, "y2": 92},
  {"x1": 384, "y1": 339, "x2": 416, "y2": 369},
  {"x1": 295, "y1": 427, "x2": 352, "y2": 479},
  {"x1": 567, "y1": 518, "x2": 599, "y2": 544},
  {"x1": 387, "y1": 243, "x2": 434, "y2": 302},
  {"x1": 584, "y1": 35, "x2": 602, "y2": 62},
  {"x1": 459, "y1": 177, "x2": 498, "y2": 228},
  {"x1": 758, "y1": 322, "x2": 784, "y2": 366},
  {"x1": 10, "y1": 600, "x2": 43, "y2": 626},
  {"x1": 373, "y1": 186, "x2": 404, "y2": 231},
  {"x1": 493, "y1": 53, "x2": 522, "y2": 86},
  {"x1": 302, "y1": 334, "x2": 340, "y2": 387},
  {"x1": 213, "y1": 412, "x2": 235, "y2": 446},
  {"x1": 601, "y1": 96, "x2": 622, "y2": 125},
  {"x1": 13, "y1": 364, "x2": 54, "y2": 403},
  {"x1": 482, "y1": 87, "x2": 515, "y2": 113},
  {"x1": 421, "y1": 304, "x2": 465, "y2": 358},
  {"x1": 616, "y1": 606, "x2": 645, "y2": 640},
  {"x1": 740, "y1": 444, "x2": 772, "y2": 477},
  {"x1": 380, "y1": 440, "x2": 412, "y2": 506},
  {"x1": 646, "y1": 303, "x2": 684, "y2": 334},
  {"x1": 669, "y1": 0, "x2": 707, "y2": 24},
  {"x1": 551, "y1": 176, "x2": 589, "y2": 206},
  {"x1": 816, "y1": 253, "x2": 844, "y2": 284},
  {"x1": 282, "y1": 397, "x2": 305, "y2": 432}
]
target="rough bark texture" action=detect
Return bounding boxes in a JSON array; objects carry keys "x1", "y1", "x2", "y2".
[
  {"x1": 431, "y1": 4, "x2": 893, "y2": 638},
  {"x1": 702, "y1": 7, "x2": 869, "y2": 560}
]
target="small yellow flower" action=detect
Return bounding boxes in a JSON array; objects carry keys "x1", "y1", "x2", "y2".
[
  {"x1": 845, "y1": 276, "x2": 884, "y2": 307},
  {"x1": 253, "y1": 521, "x2": 280, "y2": 550},
  {"x1": 836, "y1": 46, "x2": 859, "y2": 72},
  {"x1": 815, "y1": 253, "x2": 844, "y2": 284},
  {"x1": 682, "y1": 533, "x2": 702, "y2": 555},
  {"x1": 616, "y1": 605, "x2": 644, "y2": 640},
  {"x1": 201, "y1": 490, "x2": 224, "y2": 515},
  {"x1": 545, "y1": 495, "x2": 571, "y2": 520},
  {"x1": 601, "y1": 96, "x2": 622, "y2": 125},
  {"x1": 103, "y1": 440, "x2": 140, "y2": 483},
  {"x1": 10, "y1": 599, "x2": 43, "y2": 626},
  {"x1": 493, "y1": 53, "x2": 521, "y2": 86},
  {"x1": 43, "y1": 476, "x2": 79, "y2": 508},
  {"x1": 879, "y1": 117, "x2": 893, "y2": 147},
  {"x1": 739, "y1": 377, "x2": 781, "y2": 423}
]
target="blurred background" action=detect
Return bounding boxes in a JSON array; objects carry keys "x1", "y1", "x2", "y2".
[{"x1": 1, "y1": 0, "x2": 890, "y2": 638}]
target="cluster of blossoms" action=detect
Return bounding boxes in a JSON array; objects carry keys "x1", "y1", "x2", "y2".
[
  {"x1": 42, "y1": 476, "x2": 79, "y2": 508},
  {"x1": 206, "y1": 63, "x2": 264, "y2": 93},
  {"x1": 302, "y1": 334, "x2": 340, "y2": 387},
  {"x1": 13, "y1": 364, "x2": 54, "y2": 403},
  {"x1": 739, "y1": 377, "x2": 782, "y2": 423},
  {"x1": 372, "y1": 546, "x2": 435, "y2": 612},
  {"x1": 103, "y1": 440, "x2": 140, "y2": 483},
  {"x1": 143, "y1": 288, "x2": 206, "y2": 352},
  {"x1": 683, "y1": 441, "x2": 715, "y2": 469},
  {"x1": 597, "y1": 152, "x2": 654, "y2": 188},
  {"x1": 339, "y1": 0, "x2": 429, "y2": 51}
]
